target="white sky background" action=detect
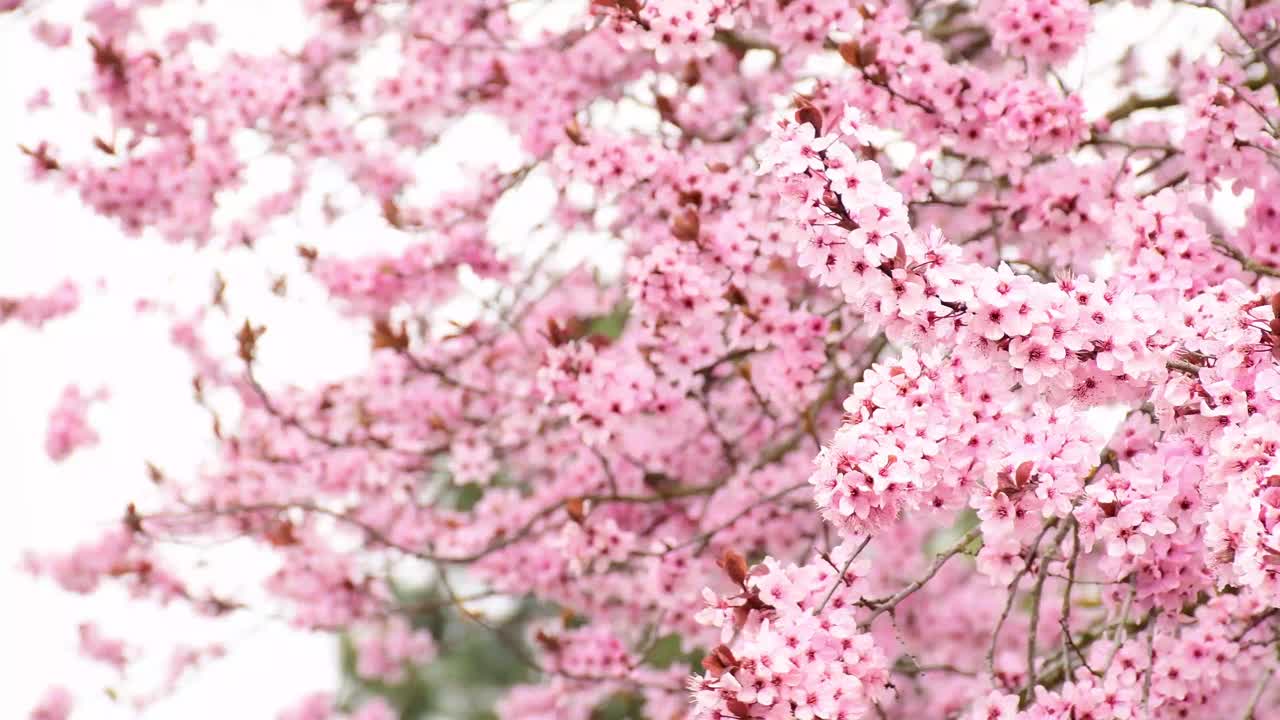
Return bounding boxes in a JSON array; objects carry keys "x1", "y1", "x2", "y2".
[
  {"x1": 0, "y1": 1, "x2": 1232, "y2": 718},
  {"x1": 0, "y1": 2, "x2": 346, "y2": 718}
]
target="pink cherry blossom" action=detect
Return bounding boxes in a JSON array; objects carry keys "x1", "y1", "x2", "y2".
[{"x1": 11, "y1": 1, "x2": 1280, "y2": 718}]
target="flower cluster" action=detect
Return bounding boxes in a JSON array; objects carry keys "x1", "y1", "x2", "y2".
[
  {"x1": 28, "y1": 687, "x2": 72, "y2": 720},
  {"x1": 690, "y1": 546, "x2": 890, "y2": 720},
  {"x1": 44, "y1": 385, "x2": 105, "y2": 462},
  {"x1": 1, "y1": 280, "x2": 78, "y2": 329},
  {"x1": 990, "y1": 0, "x2": 1091, "y2": 65}
]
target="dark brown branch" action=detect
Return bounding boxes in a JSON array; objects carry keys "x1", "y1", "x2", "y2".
[
  {"x1": 1104, "y1": 91, "x2": 1179, "y2": 125},
  {"x1": 864, "y1": 526, "x2": 982, "y2": 626},
  {"x1": 1213, "y1": 237, "x2": 1280, "y2": 278}
]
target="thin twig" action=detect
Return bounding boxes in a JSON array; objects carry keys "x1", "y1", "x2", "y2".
[
  {"x1": 816, "y1": 536, "x2": 873, "y2": 614},
  {"x1": 990, "y1": 519, "x2": 1058, "y2": 682},
  {"x1": 1060, "y1": 522, "x2": 1082, "y2": 679},
  {"x1": 1213, "y1": 236, "x2": 1280, "y2": 278},
  {"x1": 864, "y1": 526, "x2": 982, "y2": 626},
  {"x1": 1243, "y1": 667, "x2": 1275, "y2": 720},
  {"x1": 1025, "y1": 522, "x2": 1072, "y2": 695},
  {"x1": 1141, "y1": 615, "x2": 1158, "y2": 712}
]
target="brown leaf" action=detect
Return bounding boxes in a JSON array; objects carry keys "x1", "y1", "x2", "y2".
[
  {"x1": 206, "y1": 596, "x2": 240, "y2": 616},
  {"x1": 18, "y1": 142, "x2": 60, "y2": 172},
  {"x1": 681, "y1": 60, "x2": 701, "y2": 86},
  {"x1": 700, "y1": 652, "x2": 726, "y2": 677},
  {"x1": 265, "y1": 518, "x2": 298, "y2": 547},
  {"x1": 996, "y1": 461, "x2": 1039, "y2": 499},
  {"x1": 701, "y1": 644, "x2": 738, "y2": 677},
  {"x1": 565, "y1": 118, "x2": 588, "y2": 146},
  {"x1": 655, "y1": 94, "x2": 677, "y2": 122},
  {"x1": 371, "y1": 317, "x2": 410, "y2": 352},
  {"x1": 671, "y1": 206, "x2": 700, "y2": 243},
  {"x1": 718, "y1": 548, "x2": 749, "y2": 586},
  {"x1": 643, "y1": 471, "x2": 675, "y2": 492},
  {"x1": 534, "y1": 630, "x2": 562, "y2": 653},
  {"x1": 794, "y1": 95, "x2": 824, "y2": 134},
  {"x1": 566, "y1": 497, "x2": 586, "y2": 524},
  {"x1": 296, "y1": 245, "x2": 318, "y2": 264},
  {"x1": 678, "y1": 188, "x2": 704, "y2": 207},
  {"x1": 235, "y1": 319, "x2": 265, "y2": 364},
  {"x1": 543, "y1": 317, "x2": 588, "y2": 347},
  {"x1": 837, "y1": 41, "x2": 863, "y2": 67},
  {"x1": 545, "y1": 317, "x2": 570, "y2": 347},
  {"x1": 325, "y1": 0, "x2": 363, "y2": 24},
  {"x1": 123, "y1": 503, "x2": 143, "y2": 533},
  {"x1": 381, "y1": 198, "x2": 403, "y2": 229},
  {"x1": 89, "y1": 37, "x2": 126, "y2": 80},
  {"x1": 1015, "y1": 460, "x2": 1036, "y2": 485},
  {"x1": 725, "y1": 699, "x2": 752, "y2": 719}
]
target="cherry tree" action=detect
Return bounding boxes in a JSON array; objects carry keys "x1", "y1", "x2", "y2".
[{"x1": 8, "y1": 0, "x2": 1280, "y2": 718}]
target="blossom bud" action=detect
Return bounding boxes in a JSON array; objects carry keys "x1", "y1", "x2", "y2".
[{"x1": 564, "y1": 119, "x2": 587, "y2": 146}]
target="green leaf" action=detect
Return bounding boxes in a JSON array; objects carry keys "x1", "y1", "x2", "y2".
[
  {"x1": 584, "y1": 301, "x2": 631, "y2": 340},
  {"x1": 590, "y1": 691, "x2": 645, "y2": 720}
]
